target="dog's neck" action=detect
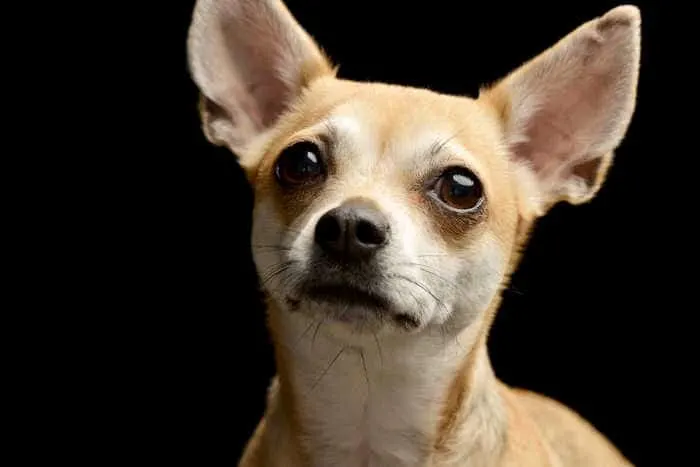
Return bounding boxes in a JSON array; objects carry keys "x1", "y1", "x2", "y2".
[{"x1": 264, "y1": 304, "x2": 508, "y2": 467}]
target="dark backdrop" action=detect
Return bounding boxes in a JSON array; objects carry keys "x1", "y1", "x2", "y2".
[{"x1": 105, "y1": 1, "x2": 680, "y2": 465}]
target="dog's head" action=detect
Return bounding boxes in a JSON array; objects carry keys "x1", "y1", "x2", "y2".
[{"x1": 187, "y1": 0, "x2": 640, "y2": 337}]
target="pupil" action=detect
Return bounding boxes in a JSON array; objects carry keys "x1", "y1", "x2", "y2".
[
  {"x1": 450, "y1": 173, "x2": 473, "y2": 197},
  {"x1": 292, "y1": 151, "x2": 318, "y2": 176}
]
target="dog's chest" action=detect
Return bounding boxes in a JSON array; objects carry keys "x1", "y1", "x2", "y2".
[
  {"x1": 291, "y1": 341, "x2": 457, "y2": 467},
  {"x1": 309, "y1": 382, "x2": 431, "y2": 465}
]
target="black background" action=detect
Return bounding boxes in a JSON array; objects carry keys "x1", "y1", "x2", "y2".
[{"x1": 58, "y1": 1, "x2": 685, "y2": 465}]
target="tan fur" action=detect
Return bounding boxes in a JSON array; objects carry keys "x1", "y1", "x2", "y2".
[{"x1": 187, "y1": 2, "x2": 641, "y2": 465}]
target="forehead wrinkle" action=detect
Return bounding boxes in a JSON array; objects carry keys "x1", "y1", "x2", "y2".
[
  {"x1": 433, "y1": 140, "x2": 488, "y2": 179},
  {"x1": 428, "y1": 128, "x2": 467, "y2": 161},
  {"x1": 278, "y1": 112, "x2": 371, "y2": 163},
  {"x1": 383, "y1": 126, "x2": 486, "y2": 179}
]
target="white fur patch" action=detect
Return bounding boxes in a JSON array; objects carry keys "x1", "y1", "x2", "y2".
[
  {"x1": 249, "y1": 109, "x2": 510, "y2": 466},
  {"x1": 271, "y1": 309, "x2": 496, "y2": 467}
]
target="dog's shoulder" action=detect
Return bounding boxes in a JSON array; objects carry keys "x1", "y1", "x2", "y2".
[
  {"x1": 508, "y1": 387, "x2": 632, "y2": 467},
  {"x1": 238, "y1": 377, "x2": 307, "y2": 467}
]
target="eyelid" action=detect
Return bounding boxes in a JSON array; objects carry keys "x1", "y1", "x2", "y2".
[
  {"x1": 426, "y1": 137, "x2": 488, "y2": 184},
  {"x1": 284, "y1": 120, "x2": 338, "y2": 158},
  {"x1": 423, "y1": 164, "x2": 475, "y2": 190},
  {"x1": 276, "y1": 138, "x2": 329, "y2": 164}
]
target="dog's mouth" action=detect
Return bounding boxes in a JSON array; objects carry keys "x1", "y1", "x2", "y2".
[
  {"x1": 293, "y1": 282, "x2": 422, "y2": 330},
  {"x1": 303, "y1": 283, "x2": 391, "y2": 311}
]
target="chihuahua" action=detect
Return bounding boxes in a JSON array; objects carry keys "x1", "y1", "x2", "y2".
[{"x1": 187, "y1": 1, "x2": 640, "y2": 465}]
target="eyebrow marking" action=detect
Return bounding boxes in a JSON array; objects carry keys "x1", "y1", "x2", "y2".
[
  {"x1": 428, "y1": 128, "x2": 466, "y2": 160},
  {"x1": 321, "y1": 115, "x2": 366, "y2": 149},
  {"x1": 321, "y1": 120, "x2": 339, "y2": 144}
]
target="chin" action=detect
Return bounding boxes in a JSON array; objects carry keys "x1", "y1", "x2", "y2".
[{"x1": 284, "y1": 280, "x2": 427, "y2": 334}]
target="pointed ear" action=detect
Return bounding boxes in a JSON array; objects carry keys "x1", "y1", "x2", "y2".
[
  {"x1": 480, "y1": 6, "x2": 641, "y2": 212},
  {"x1": 187, "y1": 0, "x2": 334, "y2": 167}
]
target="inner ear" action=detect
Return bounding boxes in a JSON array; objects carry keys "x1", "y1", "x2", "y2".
[
  {"x1": 480, "y1": 6, "x2": 641, "y2": 209},
  {"x1": 571, "y1": 155, "x2": 610, "y2": 190},
  {"x1": 187, "y1": 0, "x2": 334, "y2": 165}
]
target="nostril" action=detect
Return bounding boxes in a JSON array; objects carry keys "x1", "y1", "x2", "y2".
[
  {"x1": 315, "y1": 202, "x2": 390, "y2": 257},
  {"x1": 355, "y1": 219, "x2": 387, "y2": 246},
  {"x1": 315, "y1": 213, "x2": 342, "y2": 245}
]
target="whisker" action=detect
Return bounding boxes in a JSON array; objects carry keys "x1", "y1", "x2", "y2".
[
  {"x1": 294, "y1": 317, "x2": 319, "y2": 346},
  {"x1": 504, "y1": 285, "x2": 525, "y2": 296},
  {"x1": 310, "y1": 346, "x2": 347, "y2": 392},
  {"x1": 414, "y1": 266, "x2": 460, "y2": 291},
  {"x1": 373, "y1": 332, "x2": 384, "y2": 370},
  {"x1": 259, "y1": 259, "x2": 294, "y2": 272},
  {"x1": 281, "y1": 224, "x2": 311, "y2": 240},
  {"x1": 360, "y1": 350, "x2": 370, "y2": 389},
  {"x1": 279, "y1": 266, "x2": 304, "y2": 291},
  {"x1": 311, "y1": 320, "x2": 324, "y2": 348},
  {"x1": 337, "y1": 302, "x2": 351, "y2": 320},
  {"x1": 251, "y1": 244, "x2": 294, "y2": 251},
  {"x1": 260, "y1": 261, "x2": 295, "y2": 287},
  {"x1": 403, "y1": 285, "x2": 422, "y2": 309},
  {"x1": 395, "y1": 261, "x2": 463, "y2": 296},
  {"x1": 392, "y1": 274, "x2": 451, "y2": 316}
]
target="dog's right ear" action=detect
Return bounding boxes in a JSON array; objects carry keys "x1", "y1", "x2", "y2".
[{"x1": 187, "y1": 0, "x2": 334, "y2": 167}]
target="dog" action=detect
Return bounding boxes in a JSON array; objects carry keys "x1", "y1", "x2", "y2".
[{"x1": 187, "y1": 1, "x2": 640, "y2": 465}]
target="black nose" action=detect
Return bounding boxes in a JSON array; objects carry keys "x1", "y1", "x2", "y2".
[{"x1": 314, "y1": 199, "x2": 390, "y2": 260}]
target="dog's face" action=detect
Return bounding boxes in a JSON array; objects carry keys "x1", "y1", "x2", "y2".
[
  {"x1": 188, "y1": 0, "x2": 640, "y2": 336},
  {"x1": 248, "y1": 82, "x2": 516, "y2": 333}
]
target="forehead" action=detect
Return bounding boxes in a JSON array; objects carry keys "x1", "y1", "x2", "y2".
[{"x1": 275, "y1": 78, "x2": 508, "y2": 177}]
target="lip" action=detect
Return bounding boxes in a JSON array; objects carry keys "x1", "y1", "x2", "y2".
[{"x1": 303, "y1": 283, "x2": 391, "y2": 311}]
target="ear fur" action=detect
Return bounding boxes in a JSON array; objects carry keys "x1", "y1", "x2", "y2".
[
  {"x1": 187, "y1": 0, "x2": 334, "y2": 167},
  {"x1": 480, "y1": 5, "x2": 641, "y2": 212}
]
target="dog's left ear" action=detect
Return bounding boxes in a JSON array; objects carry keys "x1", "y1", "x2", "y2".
[{"x1": 480, "y1": 6, "x2": 641, "y2": 212}]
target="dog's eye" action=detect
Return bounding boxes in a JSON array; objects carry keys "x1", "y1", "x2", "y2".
[
  {"x1": 274, "y1": 142, "x2": 325, "y2": 187},
  {"x1": 433, "y1": 167, "x2": 483, "y2": 211}
]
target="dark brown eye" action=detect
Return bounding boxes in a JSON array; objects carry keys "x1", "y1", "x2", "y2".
[
  {"x1": 274, "y1": 142, "x2": 325, "y2": 187},
  {"x1": 434, "y1": 167, "x2": 483, "y2": 211}
]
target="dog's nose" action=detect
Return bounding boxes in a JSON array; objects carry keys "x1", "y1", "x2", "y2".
[{"x1": 314, "y1": 199, "x2": 390, "y2": 260}]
